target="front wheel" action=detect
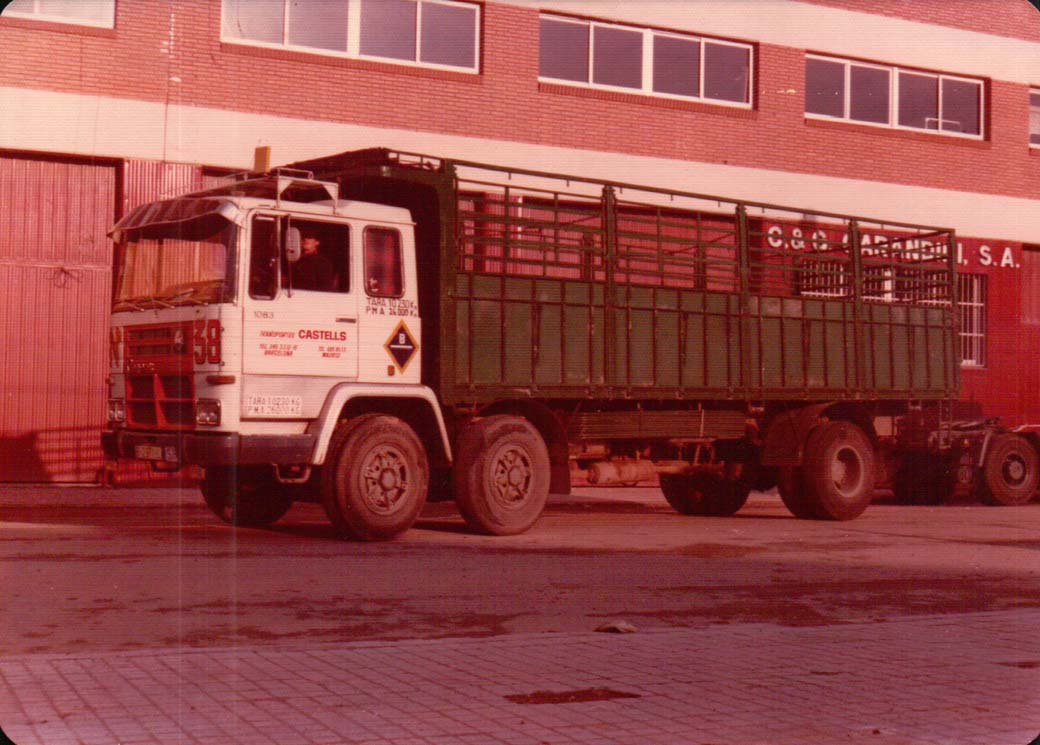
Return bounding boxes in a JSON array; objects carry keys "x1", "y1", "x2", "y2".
[
  {"x1": 200, "y1": 465, "x2": 294, "y2": 527},
  {"x1": 454, "y1": 415, "x2": 550, "y2": 535},
  {"x1": 321, "y1": 415, "x2": 429, "y2": 541},
  {"x1": 979, "y1": 434, "x2": 1039, "y2": 506}
]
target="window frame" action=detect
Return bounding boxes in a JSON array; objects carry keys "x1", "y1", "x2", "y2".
[
  {"x1": 797, "y1": 258, "x2": 849, "y2": 299},
  {"x1": 1030, "y1": 89, "x2": 1040, "y2": 148},
  {"x1": 285, "y1": 218, "x2": 351, "y2": 294},
  {"x1": 363, "y1": 226, "x2": 405, "y2": 299},
  {"x1": 248, "y1": 214, "x2": 352, "y2": 299},
  {"x1": 538, "y1": 14, "x2": 753, "y2": 109},
  {"x1": 805, "y1": 54, "x2": 984, "y2": 141},
  {"x1": 958, "y1": 273, "x2": 987, "y2": 368},
  {"x1": 220, "y1": 0, "x2": 481, "y2": 74},
  {"x1": 3, "y1": 0, "x2": 115, "y2": 28}
]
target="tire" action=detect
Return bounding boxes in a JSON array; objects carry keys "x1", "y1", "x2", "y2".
[
  {"x1": 801, "y1": 421, "x2": 876, "y2": 521},
  {"x1": 200, "y1": 465, "x2": 293, "y2": 527},
  {"x1": 660, "y1": 473, "x2": 707, "y2": 515},
  {"x1": 321, "y1": 415, "x2": 429, "y2": 541},
  {"x1": 777, "y1": 466, "x2": 817, "y2": 519},
  {"x1": 699, "y1": 472, "x2": 751, "y2": 516},
  {"x1": 454, "y1": 415, "x2": 550, "y2": 535},
  {"x1": 893, "y1": 453, "x2": 953, "y2": 506},
  {"x1": 660, "y1": 470, "x2": 750, "y2": 517},
  {"x1": 979, "y1": 434, "x2": 1039, "y2": 506}
]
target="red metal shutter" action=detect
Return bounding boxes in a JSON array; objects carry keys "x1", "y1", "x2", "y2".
[{"x1": 0, "y1": 153, "x2": 117, "y2": 482}]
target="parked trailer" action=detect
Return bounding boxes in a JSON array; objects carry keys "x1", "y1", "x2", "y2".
[{"x1": 102, "y1": 148, "x2": 1037, "y2": 538}]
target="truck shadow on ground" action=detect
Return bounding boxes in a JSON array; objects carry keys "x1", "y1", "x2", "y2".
[
  {"x1": 4, "y1": 490, "x2": 1017, "y2": 541},
  {"x1": 0, "y1": 491, "x2": 879, "y2": 536}
]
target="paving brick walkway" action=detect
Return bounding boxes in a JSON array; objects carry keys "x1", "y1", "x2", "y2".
[{"x1": 2, "y1": 610, "x2": 1039, "y2": 745}]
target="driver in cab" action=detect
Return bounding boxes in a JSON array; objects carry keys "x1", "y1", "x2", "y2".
[{"x1": 292, "y1": 228, "x2": 337, "y2": 291}]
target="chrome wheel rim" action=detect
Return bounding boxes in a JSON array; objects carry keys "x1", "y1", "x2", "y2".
[
  {"x1": 489, "y1": 443, "x2": 533, "y2": 510},
  {"x1": 360, "y1": 445, "x2": 410, "y2": 515},
  {"x1": 831, "y1": 445, "x2": 863, "y2": 496},
  {"x1": 1002, "y1": 454, "x2": 1027, "y2": 487}
]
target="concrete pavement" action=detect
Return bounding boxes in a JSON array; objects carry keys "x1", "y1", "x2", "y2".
[{"x1": 2, "y1": 609, "x2": 1039, "y2": 744}]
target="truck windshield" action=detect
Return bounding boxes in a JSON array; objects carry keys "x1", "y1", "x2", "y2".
[{"x1": 113, "y1": 214, "x2": 237, "y2": 311}]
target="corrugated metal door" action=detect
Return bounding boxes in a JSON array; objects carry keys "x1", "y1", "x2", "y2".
[
  {"x1": 123, "y1": 161, "x2": 229, "y2": 209},
  {"x1": 0, "y1": 153, "x2": 117, "y2": 482}
]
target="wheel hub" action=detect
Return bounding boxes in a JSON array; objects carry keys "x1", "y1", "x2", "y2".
[
  {"x1": 361, "y1": 446, "x2": 409, "y2": 515},
  {"x1": 832, "y1": 446, "x2": 863, "y2": 496},
  {"x1": 1004, "y1": 456, "x2": 1026, "y2": 485},
  {"x1": 490, "y1": 445, "x2": 532, "y2": 509}
]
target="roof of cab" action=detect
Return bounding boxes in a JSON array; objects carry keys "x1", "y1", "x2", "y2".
[{"x1": 112, "y1": 194, "x2": 412, "y2": 237}]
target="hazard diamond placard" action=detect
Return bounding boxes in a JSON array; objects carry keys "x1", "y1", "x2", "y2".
[{"x1": 384, "y1": 321, "x2": 418, "y2": 373}]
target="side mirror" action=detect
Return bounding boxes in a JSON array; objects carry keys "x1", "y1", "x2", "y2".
[{"x1": 285, "y1": 226, "x2": 302, "y2": 264}]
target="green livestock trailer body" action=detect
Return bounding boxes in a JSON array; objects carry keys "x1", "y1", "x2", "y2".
[
  {"x1": 281, "y1": 147, "x2": 966, "y2": 525},
  {"x1": 296, "y1": 148, "x2": 959, "y2": 408}
]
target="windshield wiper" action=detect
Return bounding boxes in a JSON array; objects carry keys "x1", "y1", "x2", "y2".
[
  {"x1": 114, "y1": 298, "x2": 147, "y2": 312},
  {"x1": 163, "y1": 287, "x2": 207, "y2": 305}
]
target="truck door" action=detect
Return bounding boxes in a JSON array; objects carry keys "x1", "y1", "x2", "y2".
[{"x1": 242, "y1": 215, "x2": 358, "y2": 410}]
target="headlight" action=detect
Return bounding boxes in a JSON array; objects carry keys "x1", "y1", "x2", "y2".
[
  {"x1": 107, "y1": 399, "x2": 126, "y2": 425},
  {"x1": 195, "y1": 399, "x2": 221, "y2": 426}
]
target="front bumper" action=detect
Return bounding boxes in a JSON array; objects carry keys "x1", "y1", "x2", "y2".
[{"x1": 102, "y1": 429, "x2": 316, "y2": 467}]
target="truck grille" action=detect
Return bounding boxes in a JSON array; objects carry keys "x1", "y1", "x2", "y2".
[
  {"x1": 126, "y1": 325, "x2": 188, "y2": 357},
  {"x1": 127, "y1": 374, "x2": 195, "y2": 427},
  {"x1": 124, "y1": 323, "x2": 195, "y2": 430}
]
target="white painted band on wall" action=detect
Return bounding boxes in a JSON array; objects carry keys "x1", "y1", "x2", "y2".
[{"x1": 2, "y1": 85, "x2": 1038, "y2": 245}]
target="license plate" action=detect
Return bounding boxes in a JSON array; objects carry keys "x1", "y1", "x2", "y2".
[{"x1": 135, "y1": 444, "x2": 178, "y2": 463}]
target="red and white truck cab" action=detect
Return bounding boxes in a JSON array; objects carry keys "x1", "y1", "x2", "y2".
[{"x1": 103, "y1": 170, "x2": 450, "y2": 532}]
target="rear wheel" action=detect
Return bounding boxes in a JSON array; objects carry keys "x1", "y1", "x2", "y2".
[
  {"x1": 699, "y1": 472, "x2": 751, "y2": 516},
  {"x1": 454, "y1": 415, "x2": 550, "y2": 535},
  {"x1": 801, "y1": 421, "x2": 875, "y2": 521},
  {"x1": 661, "y1": 469, "x2": 750, "y2": 517},
  {"x1": 660, "y1": 473, "x2": 707, "y2": 515},
  {"x1": 657, "y1": 466, "x2": 748, "y2": 518},
  {"x1": 200, "y1": 465, "x2": 293, "y2": 527},
  {"x1": 979, "y1": 434, "x2": 1038, "y2": 506},
  {"x1": 321, "y1": 415, "x2": 429, "y2": 541},
  {"x1": 777, "y1": 466, "x2": 817, "y2": 519}
]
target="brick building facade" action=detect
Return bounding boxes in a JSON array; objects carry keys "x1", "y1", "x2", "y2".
[{"x1": 1, "y1": 0, "x2": 1038, "y2": 481}]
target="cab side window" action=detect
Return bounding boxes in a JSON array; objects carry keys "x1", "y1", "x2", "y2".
[
  {"x1": 249, "y1": 216, "x2": 279, "y2": 299},
  {"x1": 286, "y1": 220, "x2": 350, "y2": 293},
  {"x1": 364, "y1": 227, "x2": 403, "y2": 297}
]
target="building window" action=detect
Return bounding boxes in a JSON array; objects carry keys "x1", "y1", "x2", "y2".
[
  {"x1": 1031, "y1": 90, "x2": 1040, "y2": 147},
  {"x1": 4, "y1": 0, "x2": 115, "y2": 27},
  {"x1": 222, "y1": 0, "x2": 479, "y2": 72},
  {"x1": 806, "y1": 55, "x2": 983, "y2": 139},
  {"x1": 798, "y1": 260, "x2": 849, "y2": 298},
  {"x1": 539, "y1": 15, "x2": 752, "y2": 107},
  {"x1": 1022, "y1": 246, "x2": 1040, "y2": 324},
  {"x1": 862, "y1": 266, "x2": 894, "y2": 302},
  {"x1": 959, "y1": 274, "x2": 986, "y2": 367},
  {"x1": 359, "y1": 0, "x2": 477, "y2": 69}
]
